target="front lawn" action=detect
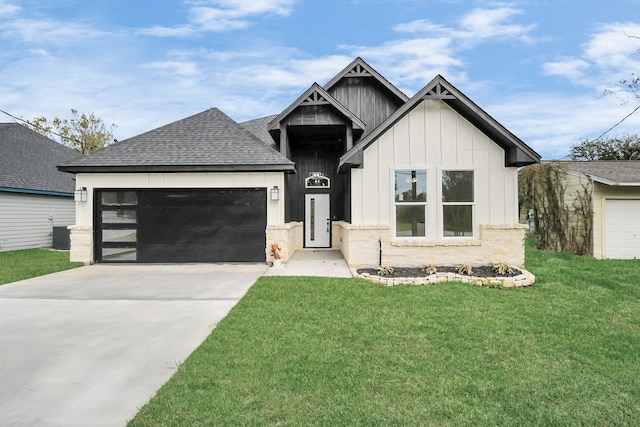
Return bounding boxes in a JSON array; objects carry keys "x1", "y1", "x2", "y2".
[
  {"x1": 129, "y1": 241, "x2": 640, "y2": 426},
  {"x1": 0, "y1": 249, "x2": 83, "y2": 285}
]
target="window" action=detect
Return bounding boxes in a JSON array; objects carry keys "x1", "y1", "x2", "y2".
[
  {"x1": 305, "y1": 172, "x2": 330, "y2": 188},
  {"x1": 442, "y1": 170, "x2": 474, "y2": 237},
  {"x1": 394, "y1": 170, "x2": 427, "y2": 237}
]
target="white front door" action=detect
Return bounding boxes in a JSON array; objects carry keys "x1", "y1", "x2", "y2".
[{"x1": 305, "y1": 193, "x2": 331, "y2": 248}]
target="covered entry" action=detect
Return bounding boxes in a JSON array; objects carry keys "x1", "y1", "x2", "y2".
[{"x1": 95, "y1": 188, "x2": 267, "y2": 263}]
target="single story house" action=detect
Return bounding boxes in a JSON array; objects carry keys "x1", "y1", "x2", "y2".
[
  {"x1": 59, "y1": 57, "x2": 540, "y2": 267},
  {"x1": 0, "y1": 123, "x2": 78, "y2": 251},
  {"x1": 561, "y1": 161, "x2": 640, "y2": 259}
]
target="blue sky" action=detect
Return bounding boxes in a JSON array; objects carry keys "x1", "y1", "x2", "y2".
[{"x1": 1, "y1": 0, "x2": 639, "y2": 159}]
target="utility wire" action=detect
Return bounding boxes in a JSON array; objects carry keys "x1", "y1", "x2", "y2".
[
  {"x1": 558, "y1": 104, "x2": 640, "y2": 160},
  {"x1": 591, "y1": 104, "x2": 640, "y2": 142},
  {"x1": 0, "y1": 108, "x2": 104, "y2": 150}
]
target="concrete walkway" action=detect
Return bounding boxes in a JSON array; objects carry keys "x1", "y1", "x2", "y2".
[
  {"x1": 262, "y1": 249, "x2": 353, "y2": 278},
  {"x1": 0, "y1": 263, "x2": 267, "y2": 427}
]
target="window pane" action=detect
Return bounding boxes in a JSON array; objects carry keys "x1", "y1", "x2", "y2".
[
  {"x1": 102, "y1": 191, "x2": 137, "y2": 206},
  {"x1": 103, "y1": 229, "x2": 137, "y2": 243},
  {"x1": 442, "y1": 171, "x2": 474, "y2": 202},
  {"x1": 443, "y1": 205, "x2": 473, "y2": 237},
  {"x1": 102, "y1": 210, "x2": 137, "y2": 224},
  {"x1": 396, "y1": 205, "x2": 426, "y2": 237},
  {"x1": 395, "y1": 170, "x2": 427, "y2": 202},
  {"x1": 102, "y1": 248, "x2": 136, "y2": 261}
]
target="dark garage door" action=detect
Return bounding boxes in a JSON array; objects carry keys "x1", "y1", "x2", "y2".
[{"x1": 95, "y1": 188, "x2": 266, "y2": 263}]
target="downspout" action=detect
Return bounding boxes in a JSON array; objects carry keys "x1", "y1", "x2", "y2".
[{"x1": 378, "y1": 237, "x2": 382, "y2": 266}]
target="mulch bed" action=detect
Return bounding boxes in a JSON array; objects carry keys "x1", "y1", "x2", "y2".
[{"x1": 357, "y1": 265, "x2": 522, "y2": 278}]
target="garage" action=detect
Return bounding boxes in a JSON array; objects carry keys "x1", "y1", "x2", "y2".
[
  {"x1": 605, "y1": 199, "x2": 640, "y2": 259},
  {"x1": 95, "y1": 188, "x2": 267, "y2": 263}
]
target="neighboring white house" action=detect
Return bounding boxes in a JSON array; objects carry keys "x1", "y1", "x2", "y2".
[
  {"x1": 59, "y1": 58, "x2": 540, "y2": 267},
  {"x1": 0, "y1": 124, "x2": 78, "y2": 252}
]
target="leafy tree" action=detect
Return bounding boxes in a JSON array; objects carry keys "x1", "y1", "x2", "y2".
[
  {"x1": 23, "y1": 109, "x2": 116, "y2": 154},
  {"x1": 569, "y1": 133, "x2": 640, "y2": 160}
]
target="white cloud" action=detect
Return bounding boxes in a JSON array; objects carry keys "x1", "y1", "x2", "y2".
[
  {"x1": 0, "y1": 1, "x2": 20, "y2": 16},
  {"x1": 141, "y1": 0, "x2": 296, "y2": 35},
  {"x1": 393, "y1": 6, "x2": 536, "y2": 43},
  {"x1": 394, "y1": 19, "x2": 448, "y2": 34},
  {"x1": 542, "y1": 22, "x2": 640, "y2": 87},
  {"x1": 200, "y1": 0, "x2": 295, "y2": 16},
  {"x1": 357, "y1": 4, "x2": 536, "y2": 87},
  {"x1": 0, "y1": 18, "x2": 108, "y2": 44},
  {"x1": 584, "y1": 22, "x2": 640, "y2": 72},
  {"x1": 488, "y1": 93, "x2": 640, "y2": 159},
  {"x1": 542, "y1": 58, "x2": 591, "y2": 79},
  {"x1": 342, "y1": 37, "x2": 464, "y2": 87},
  {"x1": 457, "y1": 6, "x2": 536, "y2": 41},
  {"x1": 141, "y1": 60, "x2": 200, "y2": 77},
  {"x1": 138, "y1": 25, "x2": 195, "y2": 37}
]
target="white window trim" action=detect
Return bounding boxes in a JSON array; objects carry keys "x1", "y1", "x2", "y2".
[{"x1": 390, "y1": 166, "x2": 477, "y2": 242}]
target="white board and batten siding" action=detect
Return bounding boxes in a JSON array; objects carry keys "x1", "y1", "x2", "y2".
[
  {"x1": 0, "y1": 192, "x2": 75, "y2": 252},
  {"x1": 605, "y1": 199, "x2": 640, "y2": 259},
  {"x1": 351, "y1": 99, "x2": 518, "y2": 234}
]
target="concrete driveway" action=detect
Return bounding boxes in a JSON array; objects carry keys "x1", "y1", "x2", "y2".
[{"x1": 0, "y1": 263, "x2": 267, "y2": 427}]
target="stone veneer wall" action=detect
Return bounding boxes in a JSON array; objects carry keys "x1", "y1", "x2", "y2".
[
  {"x1": 337, "y1": 222, "x2": 528, "y2": 268},
  {"x1": 266, "y1": 222, "x2": 303, "y2": 262},
  {"x1": 68, "y1": 225, "x2": 93, "y2": 264}
]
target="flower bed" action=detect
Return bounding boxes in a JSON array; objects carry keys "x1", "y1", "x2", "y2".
[{"x1": 356, "y1": 265, "x2": 535, "y2": 289}]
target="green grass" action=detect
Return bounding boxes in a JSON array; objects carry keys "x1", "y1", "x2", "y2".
[
  {"x1": 0, "y1": 249, "x2": 83, "y2": 285},
  {"x1": 129, "y1": 240, "x2": 640, "y2": 426}
]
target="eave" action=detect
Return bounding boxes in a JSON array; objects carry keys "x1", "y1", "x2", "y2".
[
  {"x1": 58, "y1": 163, "x2": 297, "y2": 174},
  {"x1": 0, "y1": 186, "x2": 73, "y2": 197},
  {"x1": 339, "y1": 75, "x2": 541, "y2": 172}
]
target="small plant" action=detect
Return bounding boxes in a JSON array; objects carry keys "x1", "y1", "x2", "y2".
[
  {"x1": 491, "y1": 262, "x2": 514, "y2": 276},
  {"x1": 270, "y1": 242, "x2": 282, "y2": 260},
  {"x1": 455, "y1": 264, "x2": 473, "y2": 276},
  {"x1": 377, "y1": 265, "x2": 395, "y2": 276},
  {"x1": 423, "y1": 264, "x2": 437, "y2": 275},
  {"x1": 485, "y1": 280, "x2": 505, "y2": 289}
]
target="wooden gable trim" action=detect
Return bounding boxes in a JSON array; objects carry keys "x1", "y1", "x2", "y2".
[
  {"x1": 339, "y1": 75, "x2": 541, "y2": 171},
  {"x1": 323, "y1": 57, "x2": 409, "y2": 104},
  {"x1": 424, "y1": 82, "x2": 456, "y2": 99},
  {"x1": 300, "y1": 90, "x2": 331, "y2": 106},
  {"x1": 267, "y1": 83, "x2": 366, "y2": 132}
]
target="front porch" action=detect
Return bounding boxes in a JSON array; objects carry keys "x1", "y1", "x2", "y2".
[{"x1": 266, "y1": 222, "x2": 528, "y2": 269}]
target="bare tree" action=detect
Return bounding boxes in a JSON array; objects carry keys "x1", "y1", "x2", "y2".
[{"x1": 23, "y1": 109, "x2": 116, "y2": 154}]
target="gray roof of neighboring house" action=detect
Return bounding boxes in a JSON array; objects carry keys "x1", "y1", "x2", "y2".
[
  {"x1": 241, "y1": 115, "x2": 278, "y2": 148},
  {"x1": 59, "y1": 108, "x2": 295, "y2": 173},
  {"x1": 0, "y1": 123, "x2": 78, "y2": 195},
  {"x1": 561, "y1": 161, "x2": 640, "y2": 185}
]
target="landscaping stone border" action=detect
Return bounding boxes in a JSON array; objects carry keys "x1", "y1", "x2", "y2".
[{"x1": 354, "y1": 268, "x2": 536, "y2": 289}]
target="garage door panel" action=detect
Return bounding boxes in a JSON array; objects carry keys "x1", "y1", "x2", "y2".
[
  {"x1": 606, "y1": 199, "x2": 640, "y2": 259},
  {"x1": 97, "y1": 188, "x2": 266, "y2": 263}
]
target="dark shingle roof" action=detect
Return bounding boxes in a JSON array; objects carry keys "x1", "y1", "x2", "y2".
[
  {"x1": 59, "y1": 108, "x2": 295, "y2": 173},
  {"x1": 0, "y1": 123, "x2": 78, "y2": 195},
  {"x1": 241, "y1": 115, "x2": 278, "y2": 148},
  {"x1": 561, "y1": 161, "x2": 640, "y2": 185}
]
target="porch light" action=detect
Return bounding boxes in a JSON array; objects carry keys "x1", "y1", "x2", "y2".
[
  {"x1": 74, "y1": 187, "x2": 87, "y2": 202},
  {"x1": 270, "y1": 185, "x2": 280, "y2": 201}
]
